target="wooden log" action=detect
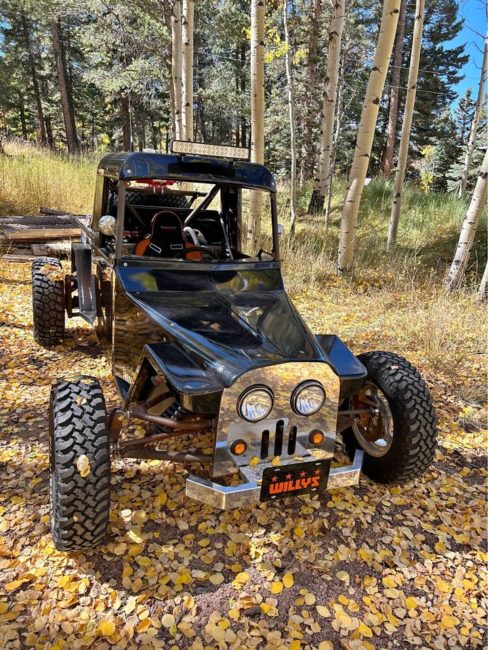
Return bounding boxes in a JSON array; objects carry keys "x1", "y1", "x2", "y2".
[
  {"x1": 31, "y1": 241, "x2": 72, "y2": 257},
  {"x1": 1, "y1": 253, "x2": 38, "y2": 262},
  {"x1": 0, "y1": 226, "x2": 80, "y2": 241}
]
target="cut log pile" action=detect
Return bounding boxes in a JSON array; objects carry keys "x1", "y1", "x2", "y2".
[{"x1": 0, "y1": 208, "x2": 87, "y2": 260}]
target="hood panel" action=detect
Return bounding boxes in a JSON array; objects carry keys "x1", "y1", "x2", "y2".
[{"x1": 115, "y1": 263, "x2": 326, "y2": 387}]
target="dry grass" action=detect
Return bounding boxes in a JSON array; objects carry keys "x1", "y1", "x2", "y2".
[{"x1": 0, "y1": 141, "x2": 96, "y2": 216}]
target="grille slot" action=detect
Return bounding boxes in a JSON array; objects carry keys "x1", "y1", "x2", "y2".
[
  {"x1": 274, "y1": 420, "x2": 284, "y2": 456},
  {"x1": 260, "y1": 429, "x2": 270, "y2": 459},
  {"x1": 288, "y1": 426, "x2": 297, "y2": 455}
]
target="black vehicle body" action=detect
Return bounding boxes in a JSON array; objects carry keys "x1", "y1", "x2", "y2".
[
  {"x1": 63, "y1": 149, "x2": 367, "y2": 507},
  {"x1": 37, "y1": 146, "x2": 435, "y2": 529}
]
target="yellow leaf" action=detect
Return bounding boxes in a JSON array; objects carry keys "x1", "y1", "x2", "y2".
[
  {"x1": 249, "y1": 457, "x2": 259, "y2": 466},
  {"x1": 338, "y1": 595, "x2": 349, "y2": 606},
  {"x1": 270, "y1": 581, "x2": 283, "y2": 594},
  {"x1": 405, "y1": 596, "x2": 417, "y2": 609},
  {"x1": 316, "y1": 605, "x2": 330, "y2": 618},
  {"x1": 271, "y1": 456, "x2": 281, "y2": 466},
  {"x1": 304, "y1": 593, "x2": 316, "y2": 605},
  {"x1": 113, "y1": 542, "x2": 127, "y2": 556},
  {"x1": 210, "y1": 573, "x2": 224, "y2": 585},
  {"x1": 260, "y1": 603, "x2": 272, "y2": 614},
  {"x1": 289, "y1": 641, "x2": 301, "y2": 650},
  {"x1": 0, "y1": 602, "x2": 8, "y2": 614},
  {"x1": 228, "y1": 608, "x2": 240, "y2": 619},
  {"x1": 357, "y1": 622, "x2": 373, "y2": 638},
  {"x1": 98, "y1": 620, "x2": 116, "y2": 637},
  {"x1": 57, "y1": 576, "x2": 70, "y2": 588},
  {"x1": 382, "y1": 575, "x2": 396, "y2": 588},
  {"x1": 283, "y1": 573, "x2": 294, "y2": 588},
  {"x1": 76, "y1": 454, "x2": 91, "y2": 478},
  {"x1": 435, "y1": 541, "x2": 448, "y2": 553},
  {"x1": 161, "y1": 613, "x2": 175, "y2": 628},
  {"x1": 124, "y1": 596, "x2": 137, "y2": 615},
  {"x1": 294, "y1": 527, "x2": 304, "y2": 538},
  {"x1": 336, "y1": 570, "x2": 349, "y2": 582},
  {"x1": 232, "y1": 572, "x2": 249, "y2": 589},
  {"x1": 136, "y1": 619, "x2": 151, "y2": 633},
  {"x1": 436, "y1": 578, "x2": 451, "y2": 593},
  {"x1": 318, "y1": 643, "x2": 334, "y2": 650},
  {"x1": 441, "y1": 614, "x2": 458, "y2": 629}
]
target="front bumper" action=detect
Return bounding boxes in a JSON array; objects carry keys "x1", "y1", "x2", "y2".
[{"x1": 186, "y1": 448, "x2": 364, "y2": 509}]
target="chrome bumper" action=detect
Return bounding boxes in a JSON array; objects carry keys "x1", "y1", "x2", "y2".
[{"x1": 185, "y1": 449, "x2": 364, "y2": 510}]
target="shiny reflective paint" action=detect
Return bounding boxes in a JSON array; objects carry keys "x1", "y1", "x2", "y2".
[{"x1": 113, "y1": 259, "x2": 330, "y2": 391}]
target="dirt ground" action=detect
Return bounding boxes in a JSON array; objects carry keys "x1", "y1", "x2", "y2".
[{"x1": 0, "y1": 260, "x2": 486, "y2": 650}]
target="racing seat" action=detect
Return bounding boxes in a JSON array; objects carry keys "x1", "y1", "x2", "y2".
[{"x1": 135, "y1": 211, "x2": 201, "y2": 259}]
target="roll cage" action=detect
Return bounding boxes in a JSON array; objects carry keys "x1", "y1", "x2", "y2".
[{"x1": 86, "y1": 152, "x2": 280, "y2": 265}]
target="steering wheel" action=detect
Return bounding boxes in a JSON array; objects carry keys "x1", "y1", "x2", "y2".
[{"x1": 184, "y1": 246, "x2": 218, "y2": 260}]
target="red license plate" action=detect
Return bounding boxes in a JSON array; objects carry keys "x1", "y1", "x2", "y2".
[{"x1": 260, "y1": 459, "x2": 331, "y2": 502}]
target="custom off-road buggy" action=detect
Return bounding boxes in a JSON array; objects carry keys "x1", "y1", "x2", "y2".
[{"x1": 31, "y1": 142, "x2": 437, "y2": 551}]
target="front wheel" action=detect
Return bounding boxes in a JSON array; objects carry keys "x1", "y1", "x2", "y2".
[
  {"x1": 49, "y1": 376, "x2": 111, "y2": 551},
  {"x1": 342, "y1": 351, "x2": 437, "y2": 484}
]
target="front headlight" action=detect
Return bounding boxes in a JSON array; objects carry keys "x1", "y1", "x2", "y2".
[
  {"x1": 238, "y1": 385, "x2": 273, "y2": 422},
  {"x1": 292, "y1": 381, "x2": 325, "y2": 416}
]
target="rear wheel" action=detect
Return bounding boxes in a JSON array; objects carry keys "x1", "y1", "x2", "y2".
[
  {"x1": 49, "y1": 377, "x2": 111, "y2": 551},
  {"x1": 342, "y1": 351, "x2": 437, "y2": 484},
  {"x1": 31, "y1": 257, "x2": 65, "y2": 346}
]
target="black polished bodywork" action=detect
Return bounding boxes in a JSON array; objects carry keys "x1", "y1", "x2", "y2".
[
  {"x1": 98, "y1": 152, "x2": 276, "y2": 191},
  {"x1": 111, "y1": 258, "x2": 366, "y2": 412}
]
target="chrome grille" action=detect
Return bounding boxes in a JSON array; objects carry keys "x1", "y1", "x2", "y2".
[{"x1": 212, "y1": 361, "x2": 340, "y2": 478}]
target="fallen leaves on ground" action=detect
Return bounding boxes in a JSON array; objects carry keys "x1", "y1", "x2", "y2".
[{"x1": 0, "y1": 260, "x2": 486, "y2": 649}]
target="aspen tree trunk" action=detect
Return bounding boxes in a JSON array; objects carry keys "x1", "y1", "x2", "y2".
[
  {"x1": 51, "y1": 19, "x2": 80, "y2": 154},
  {"x1": 380, "y1": 0, "x2": 407, "y2": 178},
  {"x1": 240, "y1": 43, "x2": 247, "y2": 147},
  {"x1": 300, "y1": 0, "x2": 321, "y2": 184},
  {"x1": 446, "y1": 148, "x2": 488, "y2": 292},
  {"x1": 477, "y1": 261, "x2": 488, "y2": 303},
  {"x1": 337, "y1": 0, "x2": 401, "y2": 273},
  {"x1": 386, "y1": 0, "x2": 424, "y2": 252},
  {"x1": 171, "y1": 0, "x2": 183, "y2": 140},
  {"x1": 247, "y1": 0, "x2": 265, "y2": 249},
  {"x1": 283, "y1": 0, "x2": 298, "y2": 235},
  {"x1": 308, "y1": 0, "x2": 345, "y2": 215},
  {"x1": 182, "y1": 0, "x2": 194, "y2": 141},
  {"x1": 458, "y1": 33, "x2": 487, "y2": 198}
]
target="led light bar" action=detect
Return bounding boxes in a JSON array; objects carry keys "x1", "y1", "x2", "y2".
[{"x1": 171, "y1": 140, "x2": 250, "y2": 160}]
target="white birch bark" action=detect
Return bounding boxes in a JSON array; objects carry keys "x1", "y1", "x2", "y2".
[
  {"x1": 477, "y1": 261, "x2": 488, "y2": 303},
  {"x1": 337, "y1": 0, "x2": 401, "y2": 274},
  {"x1": 386, "y1": 0, "x2": 425, "y2": 252},
  {"x1": 283, "y1": 0, "x2": 298, "y2": 235},
  {"x1": 182, "y1": 0, "x2": 194, "y2": 141},
  {"x1": 309, "y1": 0, "x2": 345, "y2": 216},
  {"x1": 458, "y1": 32, "x2": 487, "y2": 199},
  {"x1": 247, "y1": 0, "x2": 265, "y2": 248},
  {"x1": 171, "y1": 0, "x2": 183, "y2": 141},
  {"x1": 446, "y1": 148, "x2": 488, "y2": 292}
]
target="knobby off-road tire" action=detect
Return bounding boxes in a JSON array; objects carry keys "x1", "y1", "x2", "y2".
[
  {"x1": 49, "y1": 377, "x2": 111, "y2": 551},
  {"x1": 343, "y1": 351, "x2": 437, "y2": 484},
  {"x1": 31, "y1": 257, "x2": 65, "y2": 346}
]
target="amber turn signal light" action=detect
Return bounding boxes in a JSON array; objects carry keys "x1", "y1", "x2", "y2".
[
  {"x1": 230, "y1": 440, "x2": 248, "y2": 456},
  {"x1": 309, "y1": 430, "x2": 325, "y2": 446}
]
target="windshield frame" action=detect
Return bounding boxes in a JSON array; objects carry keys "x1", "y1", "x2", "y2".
[{"x1": 113, "y1": 179, "x2": 280, "y2": 264}]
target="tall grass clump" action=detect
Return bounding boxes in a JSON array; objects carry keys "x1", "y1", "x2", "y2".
[{"x1": 0, "y1": 141, "x2": 96, "y2": 216}]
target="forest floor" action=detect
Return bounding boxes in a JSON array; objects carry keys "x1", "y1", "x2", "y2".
[{"x1": 0, "y1": 254, "x2": 486, "y2": 649}]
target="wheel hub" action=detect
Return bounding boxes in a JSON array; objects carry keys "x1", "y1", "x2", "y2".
[{"x1": 351, "y1": 383, "x2": 394, "y2": 457}]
